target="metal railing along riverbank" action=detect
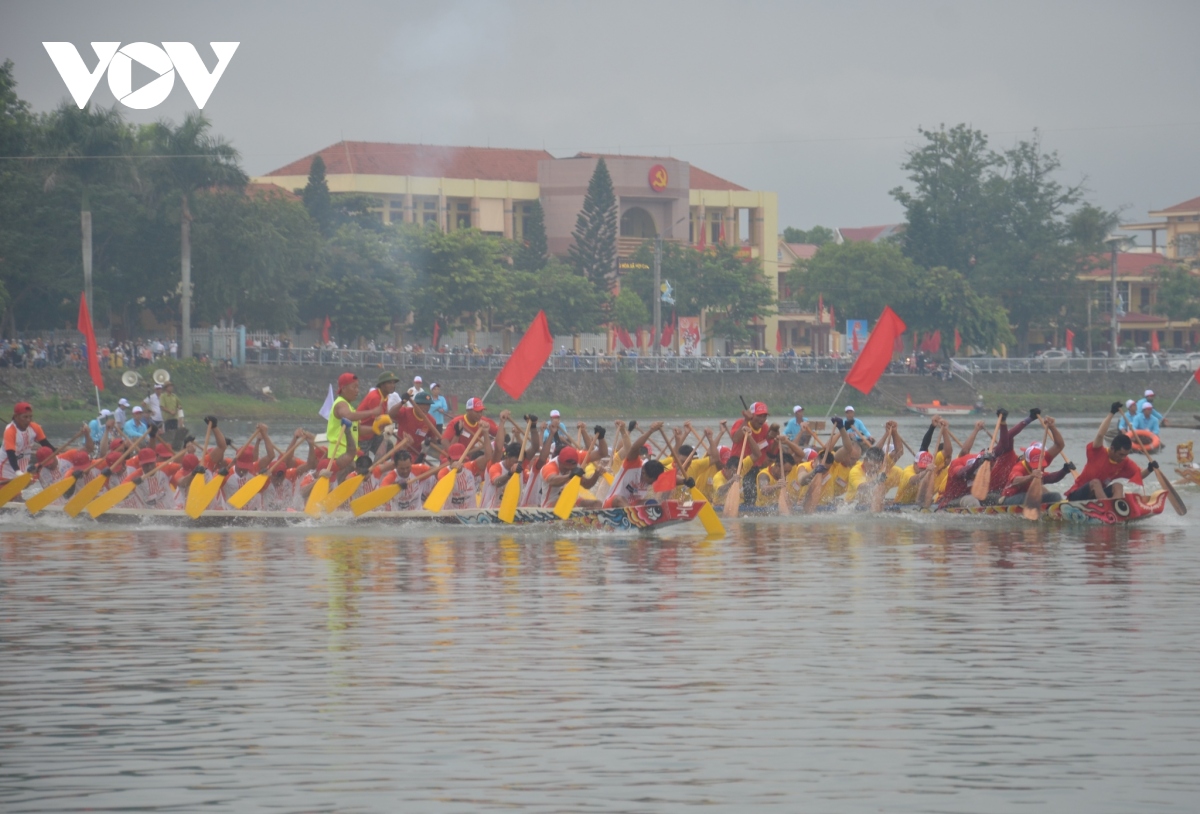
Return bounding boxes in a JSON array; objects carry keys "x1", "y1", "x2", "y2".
[{"x1": 241, "y1": 349, "x2": 1154, "y2": 376}]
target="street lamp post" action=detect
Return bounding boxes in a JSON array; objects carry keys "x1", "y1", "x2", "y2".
[{"x1": 1104, "y1": 234, "x2": 1128, "y2": 357}]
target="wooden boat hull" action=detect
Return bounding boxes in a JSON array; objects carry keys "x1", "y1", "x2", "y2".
[
  {"x1": 5, "y1": 499, "x2": 703, "y2": 533},
  {"x1": 719, "y1": 493, "x2": 1168, "y2": 525},
  {"x1": 906, "y1": 404, "x2": 974, "y2": 417}
]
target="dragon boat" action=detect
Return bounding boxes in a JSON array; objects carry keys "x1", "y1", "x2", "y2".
[
  {"x1": 3, "y1": 499, "x2": 703, "y2": 533},
  {"x1": 719, "y1": 492, "x2": 1168, "y2": 526}
]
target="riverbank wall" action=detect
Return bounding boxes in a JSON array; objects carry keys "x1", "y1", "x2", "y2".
[{"x1": 1, "y1": 363, "x2": 1195, "y2": 419}]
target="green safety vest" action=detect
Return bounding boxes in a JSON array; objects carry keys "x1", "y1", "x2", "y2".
[{"x1": 326, "y1": 395, "x2": 358, "y2": 459}]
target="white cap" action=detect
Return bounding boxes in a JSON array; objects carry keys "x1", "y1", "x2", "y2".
[
  {"x1": 429, "y1": 382, "x2": 438, "y2": 389},
  {"x1": 99, "y1": 409, "x2": 112, "y2": 417},
  {"x1": 1126, "y1": 399, "x2": 1136, "y2": 408},
  {"x1": 550, "y1": 409, "x2": 561, "y2": 418},
  {"x1": 154, "y1": 383, "x2": 163, "y2": 389},
  {"x1": 132, "y1": 406, "x2": 143, "y2": 413},
  {"x1": 793, "y1": 405, "x2": 803, "y2": 413},
  {"x1": 1144, "y1": 389, "x2": 1154, "y2": 397},
  {"x1": 413, "y1": 376, "x2": 423, "y2": 383},
  {"x1": 844, "y1": 405, "x2": 855, "y2": 412},
  {"x1": 118, "y1": 398, "x2": 130, "y2": 407},
  {"x1": 1142, "y1": 401, "x2": 1153, "y2": 410}
]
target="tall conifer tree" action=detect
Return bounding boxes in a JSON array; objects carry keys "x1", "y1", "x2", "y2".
[
  {"x1": 515, "y1": 199, "x2": 548, "y2": 271},
  {"x1": 568, "y1": 158, "x2": 618, "y2": 288}
]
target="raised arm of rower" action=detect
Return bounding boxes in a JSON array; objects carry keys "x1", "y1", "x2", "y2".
[
  {"x1": 958, "y1": 419, "x2": 986, "y2": 457},
  {"x1": 832, "y1": 418, "x2": 857, "y2": 468},
  {"x1": 1095, "y1": 403, "x2": 1119, "y2": 449}
]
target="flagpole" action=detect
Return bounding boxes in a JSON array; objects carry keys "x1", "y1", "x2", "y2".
[
  {"x1": 481, "y1": 380, "x2": 496, "y2": 403},
  {"x1": 95, "y1": 386, "x2": 101, "y2": 413},
  {"x1": 1161, "y1": 375, "x2": 1194, "y2": 420},
  {"x1": 826, "y1": 381, "x2": 848, "y2": 419}
]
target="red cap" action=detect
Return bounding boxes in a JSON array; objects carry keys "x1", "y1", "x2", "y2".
[
  {"x1": 13, "y1": 402, "x2": 31, "y2": 415},
  {"x1": 35, "y1": 446, "x2": 54, "y2": 462},
  {"x1": 236, "y1": 448, "x2": 257, "y2": 466},
  {"x1": 337, "y1": 372, "x2": 358, "y2": 391},
  {"x1": 466, "y1": 397, "x2": 485, "y2": 412},
  {"x1": 916, "y1": 451, "x2": 934, "y2": 470},
  {"x1": 447, "y1": 443, "x2": 466, "y2": 460},
  {"x1": 137, "y1": 448, "x2": 158, "y2": 465},
  {"x1": 180, "y1": 454, "x2": 199, "y2": 472},
  {"x1": 156, "y1": 443, "x2": 173, "y2": 460},
  {"x1": 718, "y1": 445, "x2": 732, "y2": 466},
  {"x1": 70, "y1": 449, "x2": 91, "y2": 467},
  {"x1": 751, "y1": 401, "x2": 768, "y2": 416},
  {"x1": 105, "y1": 451, "x2": 123, "y2": 466},
  {"x1": 558, "y1": 447, "x2": 579, "y2": 465},
  {"x1": 269, "y1": 460, "x2": 289, "y2": 475}
]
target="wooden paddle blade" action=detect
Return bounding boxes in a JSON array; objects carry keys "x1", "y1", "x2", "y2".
[
  {"x1": 0, "y1": 472, "x2": 33, "y2": 508},
  {"x1": 26, "y1": 475, "x2": 76, "y2": 515},
  {"x1": 970, "y1": 461, "x2": 992, "y2": 500},
  {"x1": 778, "y1": 476, "x2": 790, "y2": 516},
  {"x1": 423, "y1": 471, "x2": 456, "y2": 512},
  {"x1": 553, "y1": 476, "x2": 581, "y2": 520},
  {"x1": 187, "y1": 475, "x2": 225, "y2": 519},
  {"x1": 304, "y1": 476, "x2": 330, "y2": 517},
  {"x1": 498, "y1": 473, "x2": 521, "y2": 523},
  {"x1": 1023, "y1": 474, "x2": 1044, "y2": 511},
  {"x1": 65, "y1": 474, "x2": 107, "y2": 517},
  {"x1": 351, "y1": 483, "x2": 400, "y2": 517},
  {"x1": 320, "y1": 474, "x2": 364, "y2": 514},
  {"x1": 691, "y1": 486, "x2": 725, "y2": 537},
  {"x1": 227, "y1": 474, "x2": 267, "y2": 509},
  {"x1": 85, "y1": 480, "x2": 135, "y2": 518},
  {"x1": 1157, "y1": 469, "x2": 1188, "y2": 515},
  {"x1": 1022, "y1": 505, "x2": 1040, "y2": 521}
]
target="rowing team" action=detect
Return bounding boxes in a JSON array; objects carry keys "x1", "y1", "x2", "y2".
[{"x1": 0, "y1": 368, "x2": 1166, "y2": 516}]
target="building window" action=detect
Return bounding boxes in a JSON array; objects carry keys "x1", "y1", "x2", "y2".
[
  {"x1": 457, "y1": 214, "x2": 471, "y2": 229},
  {"x1": 1177, "y1": 234, "x2": 1198, "y2": 258},
  {"x1": 1140, "y1": 286, "x2": 1151, "y2": 311}
]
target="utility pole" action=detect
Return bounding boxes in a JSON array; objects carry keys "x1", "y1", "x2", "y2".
[
  {"x1": 1105, "y1": 234, "x2": 1125, "y2": 357},
  {"x1": 653, "y1": 236, "x2": 662, "y2": 357}
]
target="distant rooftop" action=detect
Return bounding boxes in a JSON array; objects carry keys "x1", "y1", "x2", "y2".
[{"x1": 837, "y1": 224, "x2": 904, "y2": 243}]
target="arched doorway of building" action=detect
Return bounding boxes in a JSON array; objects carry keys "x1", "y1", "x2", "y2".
[{"x1": 620, "y1": 207, "x2": 657, "y2": 239}]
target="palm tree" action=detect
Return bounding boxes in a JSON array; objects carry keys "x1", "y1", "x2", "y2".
[
  {"x1": 43, "y1": 102, "x2": 131, "y2": 325},
  {"x1": 146, "y1": 112, "x2": 245, "y2": 358}
]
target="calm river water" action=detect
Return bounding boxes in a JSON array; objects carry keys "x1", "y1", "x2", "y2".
[{"x1": 3, "y1": 417, "x2": 1200, "y2": 812}]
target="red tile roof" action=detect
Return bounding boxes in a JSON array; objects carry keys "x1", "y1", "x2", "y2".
[
  {"x1": 245, "y1": 182, "x2": 300, "y2": 202},
  {"x1": 1154, "y1": 195, "x2": 1200, "y2": 214},
  {"x1": 264, "y1": 142, "x2": 554, "y2": 182},
  {"x1": 838, "y1": 224, "x2": 904, "y2": 243},
  {"x1": 1082, "y1": 252, "x2": 1169, "y2": 277},
  {"x1": 782, "y1": 242, "x2": 819, "y2": 260},
  {"x1": 574, "y1": 153, "x2": 747, "y2": 191}
]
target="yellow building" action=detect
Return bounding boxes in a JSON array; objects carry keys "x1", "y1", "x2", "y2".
[
  {"x1": 1121, "y1": 195, "x2": 1200, "y2": 260},
  {"x1": 255, "y1": 142, "x2": 781, "y2": 351}
]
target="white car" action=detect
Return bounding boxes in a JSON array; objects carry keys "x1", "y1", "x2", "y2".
[
  {"x1": 1117, "y1": 351, "x2": 1162, "y2": 372},
  {"x1": 1167, "y1": 352, "x2": 1200, "y2": 372}
]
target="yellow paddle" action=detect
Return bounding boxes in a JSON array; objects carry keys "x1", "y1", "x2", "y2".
[
  {"x1": 0, "y1": 472, "x2": 32, "y2": 508},
  {"x1": 691, "y1": 485, "x2": 725, "y2": 537},
  {"x1": 85, "y1": 449, "x2": 185, "y2": 519},
  {"x1": 499, "y1": 420, "x2": 533, "y2": 523},
  {"x1": 424, "y1": 425, "x2": 484, "y2": 512},
  {"x1": 227, "y1": 474, "x2": 267, "y2": 509},
  {"x1": 304, "y1": 475, "x2": 331, "y2": 516},
  {"x1": 26, "y1": 469, "x2": 78, "y2": 514},
  {"x1": 65, "y1": 434, "x2": 149, "y2": 518},
  {"x1": 553, "y1": 475, "x2": 581, "y2": 519},
  {"x1": 351, "y1": 483, "x2": 399, "y2": 516},
  {"x1": 320, "y1": 473, "x2": 364, "y2": 513},
  {"x1": 185, "y1": 473, "x2": 226, "y2": 519}
]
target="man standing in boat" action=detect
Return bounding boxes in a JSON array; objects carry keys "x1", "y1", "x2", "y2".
[{"x1": 328, "y1": 373, "x2": 384, "y2": 468}]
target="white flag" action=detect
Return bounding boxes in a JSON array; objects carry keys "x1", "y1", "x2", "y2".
[{"x1": 318, "y1": 384, "x2": 334, "y2": 420}]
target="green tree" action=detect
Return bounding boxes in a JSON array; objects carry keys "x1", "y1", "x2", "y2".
[
  {"x1": 307, "y1": 223, "x2": 410, "y2": 344},
  {"x1": 782, "y1": 225, "x2": 835, "y2": 246},
  {"x1": 514, "y1": 199, "x2": 548, "y2": 271},
  {"x1": 144, "y1": 113, "x2": 246, "y2": 357},
  {"x1": 190, "y1": 189, "x2": 321, "y2": 330},
  {"x1": 401, "y1": 225, "x2": 511, "y2": 335},
  {"x1": 611, "y1": 288, "x2": 649, "y2": 332},
  {"x1": 907, "y1": 266, "x2": 1013, "y2": 353},
  {"x1": 1153, "y1": 266, "x2": 1200, "y2": 322},
  {"x1": 533, "y1": 259, "x2": 609, "y2": 335},
  {"x1": 623, "y1": 241, "x2": 703, "y2": 316},
  {"x1": 568, "y1": 158, "x2": 618, "y2": 288},
  {"x1": 694, "y1": 245, "x2": 775, "y2": 344},
  {"x1": 43, "y1": 100, "x2": 132, "y2": 325},
  {"x1": 302, "y1": 154, "x2": 333, "y2": 236},
  {"x1": 788, "y1": 240, "x2": 919, "y2": 328}
]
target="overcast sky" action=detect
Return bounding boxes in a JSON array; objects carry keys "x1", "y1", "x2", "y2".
[{"x1": 5, "y1": 0, "x2": 1199, "y2": 238}]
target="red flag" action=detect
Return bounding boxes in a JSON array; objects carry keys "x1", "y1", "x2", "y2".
[
  {"x1": 1193, "y1": 365, "x2": 1200, "y2": 385},
  {"x1": 928, "y1": 330, "x2": 942, "y2": 354},
  {"x1": 77, "y1": 293, "x2": 103, "y2": 391},
  {"x1": 697, "y1": 218, "x2": 707, "y2": 250},
  {"x1": 776, "y1": 324, "x2": 783, "y2": 353},
  {"x1": 660, "y1": 320, "x2": 675, "y2": 347},
  {"x1": 954, "y1": 329, "x2": 962, "y2": 353},
  {"x1": 652, "y1": 467, "x2": 677, "y2": 492},
  {"x1": 893, "y1": 333, "x2": 905, "y2": 353},
  {"x1": 321, "y1": 315, "x2": 331, "y2": 345},
  {"x1": 829, "y1": 305, "x2": 836, "y2": 329},
  {"x1": 495, "y1": 310, "x2": 554, "y2": 400},
  {"x1": 844, "y1": 306, "x2": 907, "y2": 395},
  {"x1": 1151, "y1": 330, "x2": 1160, "y2": 352},
  {"x1": 615, "y1": 326, "x2": 633, "y2": 349},
  {"x1": 1065, "y1": 329, "x2": 1075, "y2": 352},
  {"x1": 431, "y1": 320, "x2": 440, "y2": 350},
  {"x1": 718, "y1": 218, "x2": 726, "y2": 245},
  {"x1": 851, "y1": 323, "x2": 861, "y2": 354}
]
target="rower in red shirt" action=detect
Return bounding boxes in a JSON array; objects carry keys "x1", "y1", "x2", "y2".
[
  {"x1": 443, "y1": 397, "x2": 499, "y2": 447},
  {"x1": 1065, "y1": 402, "x2": 1156, "y2": 502},
  {"x1": 729, "y1": 401, "x2": 777, "y2": 468}
]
